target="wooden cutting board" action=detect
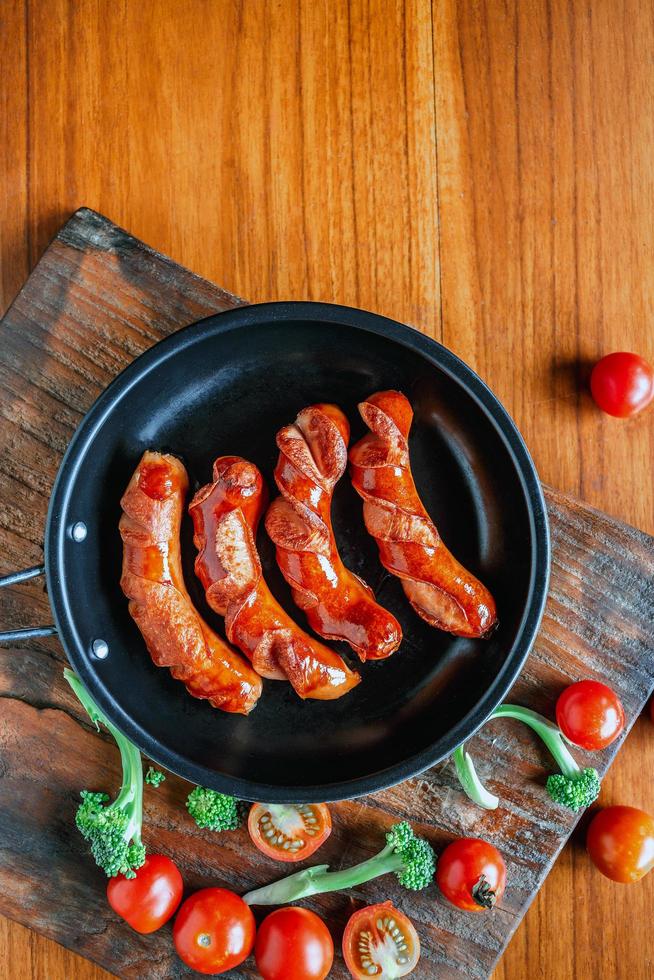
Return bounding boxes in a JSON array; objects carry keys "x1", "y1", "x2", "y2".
[{"x1": 1, "y1": 209, "x2": 653, "y2": 980}]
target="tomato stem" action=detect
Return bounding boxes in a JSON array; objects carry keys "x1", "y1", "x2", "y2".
[{"x1": 471, "y1": 874, "x2": 496, "y2": 909}]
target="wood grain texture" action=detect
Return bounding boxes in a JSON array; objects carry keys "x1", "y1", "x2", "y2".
[
  {"x1": 0, "y1": 0, "x2": 28, "y2": 312},
  {"x1": 434, "y1": 0, "x2": 654, "y2": 530},
  {"x1": 1, "y1": 2, "x2": 653, "y2": 978},
  {"x1": 1, "y1": 210, "x2": 653, "y2": 980}
]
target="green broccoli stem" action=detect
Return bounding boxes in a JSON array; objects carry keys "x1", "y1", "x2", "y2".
[
  {"x1": 243, "y1": 844, "x2": 404, "y2": 906},
  {"x1": 454, "y1": 703, "x2": 581, "y2": 810},
  {"x1": 64, "y1": 668, "x2": 143, "y2": 846},
  {"x1": 493, "y1": 705, "x2": 580, "y2": 776},
  {"x1": 453, "y1": 745, "x2": 500, "y2": 810},
  {"x1": 112, "y1": 722, "x2": 143, "y2": 847}
]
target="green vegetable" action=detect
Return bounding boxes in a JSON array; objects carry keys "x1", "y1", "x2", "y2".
[
  {"x1": 242, "y1": 821, "x2": 435, "y2": 906},
  {"x1": 454, "y1": 703, "x2": 601, "y2": 813},
  {"x1": 186, "y1": 786, "x2": 242, "y2": 831},
  {"x1": 145, "y1": 767, "x2": 166, "y2": 787},
  {"x1": 64, "y1": 668, "x2": 146, "y2": 878}
]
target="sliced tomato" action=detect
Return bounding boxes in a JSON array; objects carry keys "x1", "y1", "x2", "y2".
[
  {"x1": 343, "y1": 902, "x2": 420, "y2": 979},
  {"x1": 248, "y1": 803, "x2": 331, "y2": 862}
]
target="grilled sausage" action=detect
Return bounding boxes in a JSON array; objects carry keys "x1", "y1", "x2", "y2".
[
  {"x1": 349, "y1": 391, "x2": 497, "y2": 638},
  {"x1": 120, "y1": 451, "x2": 263, "y2": 714},
  {"x1": 190, "y1": 456, "x2": 360, "y2": 700},
  {"x1": 265, "y1": 404, "x2": 402, "y2": 661}
]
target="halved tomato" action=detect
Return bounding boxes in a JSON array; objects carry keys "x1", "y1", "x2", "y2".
[
  {"x1": 248, "y1": 803, "x2": 332, "y2": 862},
  {"x1": 343, "y1": 902, "x2": 420, "y2": 979}
]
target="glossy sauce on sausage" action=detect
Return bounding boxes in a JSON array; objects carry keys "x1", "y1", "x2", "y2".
[
  {"x1": 120, "y1": 451, "x2": 263, "y2": 713},
  {"x1": 349, "y1": 391, "x2": 497, "y2": 638},
  {"x1": 190, "y1": 456, "x2": 360, "y2": 700},
  {"x1": 265, "y1": 404, "x2": 402, "y2": 661}
]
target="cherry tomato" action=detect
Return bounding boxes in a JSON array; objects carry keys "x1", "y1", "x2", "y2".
[
  {"x1": 436, "y1": 838, "x2": 506, "y2": 912},
  {"x1": 590, "y1": 352, "x2": 654, "y2": 418},
  {"x1": 587, "y1": 806, "x2": 654, "y2": 883},
  {"x1": 342, "y1": 902, "x2": 420, "y2": 979},
  {"x1": 248, "y1": 803, "x2": 331, "y2": 862},
  {"x1": 173, "y1": 888, "x2": 255, "y2": 975},
  {"x1": 255, "y1": 907, "x2": 333, "y2": 980},
  {"x1": 556, "y1": 680, "x2": 625, "y2": 751},
  {"x1": 106, "y1": 854, "x2": 183, "y2": 934}
]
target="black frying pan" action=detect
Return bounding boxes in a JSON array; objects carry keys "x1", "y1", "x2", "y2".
[{"x1": 1, "y1": 303, "x2": 549, "y2": 802}]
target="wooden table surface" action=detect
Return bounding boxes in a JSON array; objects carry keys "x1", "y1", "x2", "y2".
[{"x1": 1, "y1": 2, "x2": 652, "y2": 978}]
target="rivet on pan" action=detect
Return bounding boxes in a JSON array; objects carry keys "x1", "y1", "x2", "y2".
[
  {"x1": 92, "y1": 639, "x2": 109, "y2": 659},
  {"x1": 71, "y1": 521, "x2": 87, "y2": 542}
]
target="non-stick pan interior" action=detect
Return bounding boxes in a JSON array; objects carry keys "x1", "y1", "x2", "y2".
[{"x1": 47, "y1": 304, "x2": 548, "y2": 800}]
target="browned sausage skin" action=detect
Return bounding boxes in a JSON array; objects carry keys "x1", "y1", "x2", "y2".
[
  {"x1": 349, "y1": 391, "x2": 498, "y2": 638},
  {"x1": 120, "y1": 451, "x2": 262, "y2": 714},
  {"x1": 265, "y1": 403, "x2": 402, "y2": 661},
  {"x1": 190, "y1": 456, "x2": 360, "y2": 700}
]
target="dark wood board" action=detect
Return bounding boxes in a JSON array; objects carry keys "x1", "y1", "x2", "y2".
[{"x1": 0, "y1": 209, "x2": 653, "y2": 979}]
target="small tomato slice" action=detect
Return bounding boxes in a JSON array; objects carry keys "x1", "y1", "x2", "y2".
[
  {"x1": 173, "y1": 887, "x2": 255, "y2": 975},
  {"x1": 248, "y1": 803, "x2": 331, "y2": 862},
  {"x1": 255, "y1": 907, "x2": 334, "y2": 980},
  {"x1": 436, "y1": 838, "x2": 506, "y2": 912},
  {"x1": 556, "y1": 680, "x2": 625, "y2": 751},
  {"x1": 106, "y1": 853, "x2": 183, "y2": 934},
  {"x1": 587, "y1": 806, "x2": 654, "y2": 883},
  {"x1": 343, "y1": 902, "x2": 420, "y2": 979}
]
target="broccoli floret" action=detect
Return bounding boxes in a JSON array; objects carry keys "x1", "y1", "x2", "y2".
[
  {"x1": 186, "y1": 786, "x2": 242, "y2": 831},
  {"x1": 145, "y1": 767, "x2": 166, "y2": 788},
  {"x1": 242, "y1": 820, "x2": 435, "y2": 906},
  {"x1": 546, "y1": 768, "x2": 601, "y2": 812},
  {"x1": 453, "y1": 703, "x2": 601, "y2": 813},
  {"x1": 385, "y1": 821, "x2": 436, "y2": 890},
  {"x1": 64, "y1": 668, "x2": 145, "y2": 879}
]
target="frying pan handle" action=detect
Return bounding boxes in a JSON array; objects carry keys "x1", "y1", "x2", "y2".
[{"x1": 0, "y1": 565, "x2": 58, "y2": 643}]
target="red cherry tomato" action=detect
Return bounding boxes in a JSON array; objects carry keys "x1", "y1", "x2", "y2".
[
  {"x1": 556, "y1": 680, "x2": 625, "y2": 751},
  {"x1": 342, "y1": 902, "x2": 420, "y2": 979},
  {"x1": 173, "y1": 888, "x2": 255, "y2": 975},
  {"x1": 587, "y1": 806, "x2": 654, "y2": 883},
  {"x1": 106, "y1": 854, "x2": 183, "y2": 934},
  {"x1": 248, "y1": 803, "x2": 331, "y2": 862},
  {"x1": 255, "y1": 907, "x2": 334, "y2": 980},
  {"x1": 436, "y1": 838, "x2": 506, "y2": 912},
  {"x1": 590, "y1": 352, "x2": 654, "y2": 418}
]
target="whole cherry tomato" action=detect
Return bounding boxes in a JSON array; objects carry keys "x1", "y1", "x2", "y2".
[
  {"x1": 248, "y1": 803, "x2": 331, "y2": 863},
  {"x1": 254, "y1": 907, "x2": 334, "y2": 980},
  {"x1": 590, "y1": 352, "x2": 654, "y2": 418},
  {"x1": 106, "y1": 854, "x2": 183, "y2": 934},
  {"x1": 436, "y1": 838, "x2": 506, "y2": 912},
  {"x1": 173, "y1": 888, "x2": 255, "y2": 975},
  {"x1": 556, "y1": 680, "x2": 625, "y2": 751},
  {"x1": 342, "y1": 902, "x2": 420, "y2": 979},
  {"x1": 587, "y1": 806, "x2": 654, "y2": 883}
]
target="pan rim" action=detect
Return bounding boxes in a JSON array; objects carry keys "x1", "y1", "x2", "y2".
[{"x1": 45, "y1": 301, "x2": 550, "y2": 802}]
